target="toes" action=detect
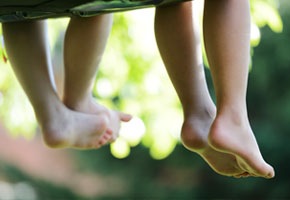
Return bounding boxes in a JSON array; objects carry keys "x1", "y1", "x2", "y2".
[
  {"x1": 118, "y1": 112, "x2": 132, "y2": 122},
  {"x1": 98, "y1": 139, "x2": 105, "y2": 146},
  {"x1": 240, "y1": 172, "x2": 250, "y2": 178},
  {"x1": 256, "y1": 165, "x2": 275, "y2": 178},
  {"x1": 101, "y1": 132, "x2": 112, "y2": 143},
  {"x1": 103, "y1": 132, "x2": 112, "y2": 141},
  {"x1": 250, "y1": 173, "x2": 259, "y2": 177},
  {"x1": 234, "y1": 172, "x2": 269, "y2": 179},
  {"x1": 106, "y1": 128, "x2": 113, "y2": 135},
  {"x1": 265, "y1": 167, "x2": 275, "y2": 179},
  {"x1": 250, "y1": 164, "x2": 275, "y2": 178},
  {"x1": 109, "y1": 135, "x2": 117, "y2": 143},
  {"x1": 234, "y1": 174, "x2": 243, "y2": 178},
  {"x1": 98, "y1": 137, "x2": 108, "y2": 146},
  {"x1": 234, "y1": 172, "x2": 250, "y2": 178},
  {"x1": 93, "y1": 131, "x2": 113, "y2": 148},
  {"x1": 269, "y1": 166, "x2": 275, "y2": 178},
  {"x1": 106, "y1": 129, "x2": 116, "y2": 142}
]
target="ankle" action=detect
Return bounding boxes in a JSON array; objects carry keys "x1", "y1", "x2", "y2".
[
  {"x1": 217, "y1": 100, "x2": 247, "y2": 114},
  {"x1": 42, "y1": 123, "x2": 68, "y2": 148},
  {"x1": 63, "y1": 94, "x2": 91, "y2": 110},
  {"x1": 184, "y1": 104, "x2": 216, "y2": 120},
  {"x1": 181, "y1": 106, "x2": 215, "y2": 150},
  {"x1": 181, "y1": 121, "x2": 208, "y2": 150},
  {"x1": 35, "y1": 99, "x2": 67, "y2": 126},
  {"x1": 39, "y1": 108, "x2": 70, "y2": 148},
  {"x1": 215, "y1": 105, "x2": 249, "y2": 127}
]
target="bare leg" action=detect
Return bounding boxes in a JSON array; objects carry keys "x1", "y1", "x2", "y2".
[
  {"x1": 63, "y1": 15, "x2": 131, "y2": 142},
  {"x1": 2, "y1": 20, "x2": 113, "y2": 149},
  {"x1": 203, "y1": 0, "x2": 274, "y2": 178},
  {"x1": 155, "y1": 2, "x2": 246, "y2": 177}
]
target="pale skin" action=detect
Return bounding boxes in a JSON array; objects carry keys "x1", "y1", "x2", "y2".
[
  {"x1": 203, "y1": 0, "x2": 274, "y2": 178},
  {"x1": 2, "y1": 0, "x2": 274, "y2": 178},
  {"x1": 155, "y1": 1, "x2": 247, "y2": 178},
  {"x1": 155, "y1": 0, "x2": 274, "y2": 178},
  {"x1": 68, "y1": 1, "x2": 275, "y2": 178},
  {"x1": 2, "y1": 17, "x2": 131, "y2": 149},
  {"x1": 62, "y1": 15, "x2": 132, "y2": 143}
]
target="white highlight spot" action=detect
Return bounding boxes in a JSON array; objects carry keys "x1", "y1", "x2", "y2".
[
  {"x1": 120, "y1": 117, "x2": 146, "y2": 146},
  {"x1": 96, "y1": 78, "x2": 113, "y2": 98},
  {"x1": 251, "y1": 23, "x2": 261, "y2": 41}
]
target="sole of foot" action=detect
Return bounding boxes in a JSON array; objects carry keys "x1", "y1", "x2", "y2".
[
  {"x1": 181, "y1": 114, "x2": 247, "y2": 177},
  {"x1": 208, "y1": 115, "x2": 275, "y2": 179}
]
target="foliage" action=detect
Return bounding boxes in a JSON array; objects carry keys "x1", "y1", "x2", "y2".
[
  {"x1": 1, "y1": 0, "x2": 290, "y2": 199},
  {"x1": 0, "y1": 0, "x2": 285, "y2": 160}
]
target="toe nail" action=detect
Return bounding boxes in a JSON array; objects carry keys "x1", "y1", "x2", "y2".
[
  {"x1": 103, "y1": 135, "x2": 109, "y2": 140},
  {"x1": 267, "y1": 172, "x2": 274, "y2": 178}
]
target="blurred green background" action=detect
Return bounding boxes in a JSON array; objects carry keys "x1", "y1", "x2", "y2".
[{"x1": 0, "y1": 0, "x2": 289, "y2": 199}]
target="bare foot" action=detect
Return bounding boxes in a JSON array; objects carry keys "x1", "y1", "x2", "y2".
[
  {"x1": 181, "y1": 108, "x2": 248, "y2": 177},
  {"x1": 208, "y1": 110, "x2": 275, "y2": 179},
  {"x1": 41, "y1": 107, "x2": 112, "y2": 149},
  {"x1": 64, "y1": 96, "x2": 132, "y2": 143}
]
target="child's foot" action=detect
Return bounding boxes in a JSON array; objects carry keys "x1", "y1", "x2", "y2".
[
  {"x1": 181, "y1": 108, "x2": 248, "y2": 177},
  {"x1": 64, "y1": 96, "x2": 132, "y2": 142},
  {"x1": 41, "y1": 107, "x2": 112, "y2": 149},
  {"x1": 208, "y1": 110, "x2": 275, "y2": 178}
]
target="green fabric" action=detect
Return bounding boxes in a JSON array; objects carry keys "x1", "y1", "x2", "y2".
[{"x1": 0, "y1": 0, "x2": 191, "y2": 22}]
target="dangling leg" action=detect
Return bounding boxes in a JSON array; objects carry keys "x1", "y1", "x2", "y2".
[
  {"x1": 63, "y1": 15, "x2": 131, "y2": 142},
  {"x1": 2, "y1": 20, "x2": 112, "y2": 149},
  {"x1": 203, "y1": 0, "x2": 274, "y2": 178},
  {"x1": 155, "y1": 1, "x2": 246, "y2": 177}
]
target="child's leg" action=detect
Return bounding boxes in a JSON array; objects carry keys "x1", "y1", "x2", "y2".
[
  {"x1": 155, "y1": 1, "x2": 247, "y2": 177},
  {"x1": 2, "y1": 20, "x2": 113, "y2": 149},
  {"x1": 63, "y1": 15, "x2": 131, "y2": 141},
  {"x1": 203, "y1": 0, "x2": 274, "y2": 178}
]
